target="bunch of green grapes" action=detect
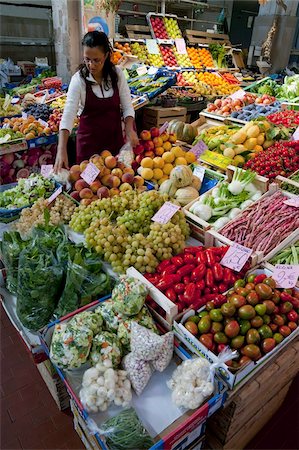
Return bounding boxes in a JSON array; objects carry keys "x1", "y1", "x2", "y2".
[
  {"x1": 171, "y1": 210, "x2": 190, "y2": 240},
  {"x1": 148, "y1": 222, "x2": 186, "y2": 261},
  {"x1": 121, "y1": 233, "x2": 159, "y2": 274}
]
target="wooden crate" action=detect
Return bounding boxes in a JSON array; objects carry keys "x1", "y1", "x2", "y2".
[
  {"x1": 126, "y1": 25, "x2": 152, "y2": 40},
  {"x1": 143, "y1": 106, "x2": 187, "y2": 128},
  {"x1": 37, "y1": 359, "x2": 70, "y2": 411},
  {"x1": 206, "y1": 339, "x2": 299, "y2": 449},
  {"x1": 185, "y1": 30, "x2": 231, "y2": 46}
]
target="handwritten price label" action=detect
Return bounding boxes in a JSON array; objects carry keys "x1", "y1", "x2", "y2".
[
  {"x1": 38, "y1": 118, "x2": 48, "y2": 128},
  {"x1": 159, "y1": 122, "x2": 169, "y2": 135},
  {"x1": 200, "y1": 150, "x2": 232, "y2": 170},
  {"x1": 81, "y1": 162, "x2": 100, "y2": 185},
  {"x1": 41, "y1": 164, "x2": 53, "y2": 178},
  {"x1": 146, "y1": 39, "x2": 160, "y2": 55},
  {"x1": 152, "y1": 202, "x2": 180, "y2": 224},
  {"x1": 189, "y1": 141, "x2": 208, "y2": 159},
  {"x1": 292, "y1": 126, "x2": 299, "y2": 141},
  {"x1": 228, "y1": 89, "x2": 246, "y2": 101},
  {"x1": 175, "y1": 38, "x2": 187, "y2": 55},
  {"x1": 47, "y1": 186, "x2": 62, "y2": 204},
  {"x1": 272, "y1": 264, "x2": 299, "y2": 288},
  {"x1": 220, "y1": 243, "x2": 253, "y2": 272},
  {"x1": 193, "y1": 165, "x2": 206, "y2": 182},
  {"x1": 283, "y1": 196, "x2": 299, "y2": 208}
]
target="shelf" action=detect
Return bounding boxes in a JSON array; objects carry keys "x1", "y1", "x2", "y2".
[{"x1": 0, "y1": 36, "x2": 53, "y2": 46}]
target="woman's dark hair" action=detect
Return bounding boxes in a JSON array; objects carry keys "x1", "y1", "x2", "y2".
[{"x1": 79, "y1": 31, "x2": 118, "y2": 90}]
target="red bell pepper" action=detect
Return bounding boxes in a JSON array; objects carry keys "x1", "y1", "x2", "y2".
[
  {"x1": 211, "y1": 286, "x2": 219, "y2": 294},
  {"x1": 191, "y1": 264, "x2": 206, "y2": 282},
  {"x1": 156, "y1": 260, "x2": 171, "y2": 273},
  {"x1": 183, "y1": 275, "x2": 191, "y2": 285},
  {"x1": 165, "y1": 288, "x2": 177, "y2": 302},
  {"x1": 177, "y1": 264, "x2": 196, "y2": 278},
  {"x1": 212, "y1": 263, "x2": 224, "y2": 282},
  {"x1": 183, "y1": 283, "x2": 200, "y2": 305},
  {"x1": 196, "y1": 251, "x2": 207, "y2": 265},
  {"x1": 156, "y1": 274, "x2": 181, "y2": 291},
  {"x1": 171, "y1": 256, "x2": 184, "y2": 267},
  {"x1": 184, "y1": 246, "x2": 203, "y2": 254},
  {"x1": 196, "y1": 279, "x2": 205, "y2": 291},
  {"x1": 218, "y1": 282, "x2": 227, "y2": 293},
  {"x1": 173, "y1": 283, "x2": 185, "y2": 294},
  {"x1": 213, "y1": 294, "x2": 227, "y2": 307},
  {"x1": 204, "y1": 287, "x2": 211, "y2": 294},
  {"x1": 205, "y1": 268, "x2": 214, "y2": 288},
  {"x1": 190, "y1": 297, "x2": 206, "y2": 310},
  {"x1": 183, "y1": 253, "x2": 196, "y2": 264},
  {"x1": 205, "y1": 249, "x2": 217, "y2": 267},
  {"x1": 162, "y1": 264, "x2": 177, "y2": 275},
  {"x1": 223, "y1": 267, "x2": 233, "y2": 285}
]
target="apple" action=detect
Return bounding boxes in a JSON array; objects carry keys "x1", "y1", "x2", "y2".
[
  {"x1": 140, "y1": 130, "x2": 151, "y2": 141},
  {"x1": 144, "y1": 150, "x2": 155, "y2": 158},
  {"x1": 131, "y1": 161, "x2": 139, "y2": 172},
  {"x1": 144, "y1": 140, "x2": 155, "y2": 152},
  {"x1": 153, "y1": 137, "x2": 163, "y2": 147},
  {"x1": 135, "y1": 154, "x2": 144, "y2": 164},
  {"x1": 150, "y1": 127, "x2": 160, "y2": 138},
  {"x1": 133, "y1": 144, "x2": 144, "y2": 155}
]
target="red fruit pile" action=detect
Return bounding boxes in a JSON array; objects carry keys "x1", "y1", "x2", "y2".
[
  {"x1": 182, "y1": 273, "x2": 299, "y2": 369},
  {"x1": 267, "y1": 110, "x2": 299, "y2": 129},
  {"x1": 160, "y1": 45, "x2": 177, "y2": 67},
  {"x1": 245, "y1": 140, "x2": 299, "y2": 178},
  {"x1": 145, "y1": 246, "x2": 250, "y2": 314},
  {"x1": 150, "y1": 16, "x2": 169, "y2": 39}
]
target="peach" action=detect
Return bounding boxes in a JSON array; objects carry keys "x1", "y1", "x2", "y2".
[
  {"x1": 119, "y1": 183, "x2": 133, "y2": 192},
  {"x1": 131, "y1": 161, "x2": 138, "y2": 172},
  {"x1": 144, "y1": 140, "x2": 155, "y2": 152},
  {"x1": 101, "y1": 150, "x2": 112, "y2": 158},
  {"x1": 100, "y1": 166, "x2": 111, "y2": 177},
  {"x1": 168, "y1": 133, "x2": 177, "y2": 143},
  {"x1": 123, "y1": 167, "x2": 134, "y2": 175},
  {"x1": 117, "y1": 161, "x2": 126, "y2": 170},
  {"x1": 69, "y1": 168, "x2": 81, "y2": 183},
  {"x1": 153, "y1": 137, "x2": 163, "y2": 148},
  {"x1": 80, "y1": 198, "x2": 92, "y2": 206},
  {"x1": 105, "y1": 155, "x2": 117, "y2": 169},
  {"x1": 109, "y1": 188, "x2": 120, "y2": 197},
  {"x1": 133, "y1": 144, "x2": 144, "y2": 155},
  {"x1": 101, "y1": 175, "x2": 111, "y2": 187},
  {"x1": 75, "y1": 179, "x2": 89, "y2": 192},
  {"x1": 89, "y1": 154, "x2": 100, "y2": 161},
  {"x1": 144, "y1": 150, "x2": 155, "y2": 158},
  {"x1": 90, "y1": 155, "x2": 104, "y2": 166},
  {"x1": 90, "y1": 180, "x2": 102, "y2": 193},
  {"x1": 80, "y1": 160, "x2": 89, "y2": 172},
  {"x1": 133, "y1": 176, "x2": 144, "y2": 187},
  {"x1": 137, "y1": 186, "x2": 147, "y2": 193},
  {"x1": 70, "y1": 191, "x2": 80, "y2": 201},
  {"x1": 111, "y1": 168, "x2": 123, "y2": 178},
  {"x1": 79, "y1": 188, "x2": 93, "y2": 199},
  {"x1": 107, "y1": 175, "x2": 121, "y2": 188},
  {"x1": 122, "y1": 172, "x2": 134, "y2": 184},
  {"x1": 160, "y1": 132, "x2": 169, "y2": 142},
  {"x1": 135, "y1": 154, "x2": 144, "y2": 164},
  {"x1": 163, "y1": 141, "x2": 172, "y2": 151},
  {"x1": 97, "y1": 186, "x2": 110, "y2": 198},
  {"x1": 150, "y1": 127, "x2": 160, "y2": 138},
  {"x1": 155, "y1": 146, "x2": 164, "y2": 156},
  {"x1": 91, "y1": 195, "x2": 99, "y2": 202},
  {"x1": 140, "y1": 130, "x2": 151, "y2": 141}
]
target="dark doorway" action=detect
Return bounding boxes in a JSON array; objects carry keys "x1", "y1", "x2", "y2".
[{"x1": 229, "y1": 0, "x2": 260, "y2": 49}]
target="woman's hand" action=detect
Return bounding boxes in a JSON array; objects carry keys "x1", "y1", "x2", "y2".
[
  {"x1": 127, "y1": 129, "x2": 139, "y2": 148},
  {"x1": 54, "y1": 147, "x2": 69, "y2": 173}
]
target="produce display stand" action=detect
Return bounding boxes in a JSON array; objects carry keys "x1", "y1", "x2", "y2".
[
  {"x1": 185, "y1": 31, "x2": 232, "y2": 47},
  {"x1": 143, "y1": 105, "x2": 187, "y2": 128},
  {"x1": 262, "y1": 230, "x2": 299, "y2": 277},
  {"x1": 37, "y1": 359, "x2": 70, "y2": 411},
  {"x1": 125, "y1": 24, "x2": 152, "y2": 40},
  {"x1": 205, "y1": 338, "x2": 299, "y2": 450}
]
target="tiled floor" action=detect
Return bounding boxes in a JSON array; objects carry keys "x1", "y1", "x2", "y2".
[{"x1": 1, "y1": 304, "x2": 298, "y2": 450}]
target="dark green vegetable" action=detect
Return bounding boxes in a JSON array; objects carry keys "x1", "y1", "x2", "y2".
[
  {"x1": 269, "y1": 241, "x2": 299, "y2": 265},
  {"x1": 100, "y1": 408, "x2": 154, "y2": 450},
  {"x1": 0, "y1": 231, "x2": 27, "y2": 294}
]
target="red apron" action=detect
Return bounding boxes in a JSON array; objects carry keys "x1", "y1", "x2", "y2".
[{"x1": 76, "y1": 80, "x2": 124, "y2": 162}]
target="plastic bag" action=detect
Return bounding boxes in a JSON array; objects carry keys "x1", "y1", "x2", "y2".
[
  {"x1": 90, "y1": 332, "x2": 122, "y2": 368},
  {"x1": 130, "y1": 322, "x2": 164, "y2": 361},
  {"x1": 50, "y1": 311, "x2": 102, "y2": 369},
  {"x1": 54, "y1": 246, "x2": 111, "y2": 318},
  {"x1": 99, "y1": 408, "x2": 154, "y2": 450},
  {"x1": 123, "y1": 353, "x2": 153, "y2": 396},
  {"x1": 152, "y1": 331, "x2": 174, "y2": 372},
  {"x1": 117, "y1": 142, "x2": 134, "y2": 167},
  {"x1": 111, "y1": 276, "x2": 148, "y2": 316},
  {"x1": 0, "y1": 231, "x2": 26, "y2": 294},
  {"x1": 96, "y1": 301, "x2": 123, "y2": 333}
]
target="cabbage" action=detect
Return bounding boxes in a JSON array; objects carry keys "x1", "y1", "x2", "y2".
[{"x1": 277, "y1": 75, "x2": 299, "y2": 101}]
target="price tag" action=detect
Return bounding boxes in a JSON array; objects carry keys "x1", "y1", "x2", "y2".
[
  {"x1": 220, "y1": 243, "x2": 253, "y2": 272},
  {"x1": 22, "y1": 112, "x2": 28, "y2": 119},
  {"x1": 200, "y1": 150, "x2": 232, "y2": 170},
  {"x1": 152, "y1": 201, "x2": 180, "y2": 224},
  {"x1": 38, "y1": 118, "x2": 48, "y2": 128},
  {"x1": 292, "y1": 126, "x2": 299, "y2": 141},
  {"x1": 283, "y1": 196, "x2": 299, "y2": 208},
  {"x1": 272, "y1": 264, "x2": 299, "y2": 289},
  {"x1": 81, "y1": 162, "x2": 100, "y2": 185},
  {"x1": 159, "y1": 122, "x2": 169, "y2": 135},
  {"x1": 146, "y1": 39, "x2": 160, "y2": 55},
  {"x1": 193, "y1": 165, "x2": 206, "y2": 182},
  {"x1": 11, "y1": 97, "x2": 20, "y2": 104},
  {"x1": 189, "y1": 141, "x2": 208, "y2": 159},
  {"x1": 41, "y1": 164, "x2": 53, "y2": 178},
  {"x1": 136, "y1": 66, "x2": 148, "y2": 76},
  {"x1": 2, "y1": 123, "x2": 10, "y2": 129},
  {"x1": 47, "y1": 186, "x2": 62, "y2": 204},
  {"x1": 228, "y1": 89, "x2": 246, "y2": 101},
  {"x1": 148, "y1": 67, "x2": 158, "y2": 76},
  {"x1": 175, "y1": 38, "x2": 187, "y2": 55}
]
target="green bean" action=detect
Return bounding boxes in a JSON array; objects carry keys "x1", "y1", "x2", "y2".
[{"x1": 269, "y1": 242, "x2": 299, "y2": 265}]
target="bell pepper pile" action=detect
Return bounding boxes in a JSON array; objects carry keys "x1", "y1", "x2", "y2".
[
  {"x1": 144, "y1": 246, "x2": 250, "y2": 314},
  {"x1": 267, "y1": 110, "x2": 299, "y2": 129}
]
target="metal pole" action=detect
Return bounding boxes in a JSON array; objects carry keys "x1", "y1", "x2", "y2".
[{"x1": 161, "y1": 0, "x2": 165, "y2": 15}]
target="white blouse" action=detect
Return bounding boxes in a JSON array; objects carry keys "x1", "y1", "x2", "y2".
[{"x1": 59, "y1": 66, "x2": 135, "y2": 132}]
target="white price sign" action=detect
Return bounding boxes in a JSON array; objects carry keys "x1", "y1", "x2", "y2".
[
  {"x1": 220, "y1": 242, "x2": 252, "y2": 272},
  {"x1": 146, "y1": 39, "x2": 160, "y2": 55},
  {"x1": 175, "y1": 38, "x2": 187, "y2": 55},
  {"x1": 152, "y1": 202, "x2": 180, "y2": 224},
  {"x1": 193, "y1": 165, "x2": 205, "y2": 182},
  {"x1": 81, "y1": 162, "x2": 100, "y2": 185},
  {"x1": 272, "y1": 264, "x2": 299, "y2": 289},
  {"x1": 47, "y1": 186, "x2": 62, "y2": 204}
]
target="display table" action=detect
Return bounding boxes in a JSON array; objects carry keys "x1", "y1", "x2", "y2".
[{"x1": 206, "y1": 338, "x2": 299, "y2": 450}]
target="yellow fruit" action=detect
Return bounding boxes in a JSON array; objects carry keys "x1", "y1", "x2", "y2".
[
  {"x1": 163, "y1": 163, "x2": 174, "y2": 175},
  {"x1": 175, "y1": 157, "x2": 187, "y2": 166},
  {"x1": 244, "y1": 138, "x2": 257, "y2": 150},
  {"x1": 161, "y1": 132, "x2": 169, "y2": 142},
  {"x1": 163, "y1": 141, "x2": 172, "y2": 151},
  {"x1": 153, "y1": 156, "x2": 164, "y2": 169},
  {"x1": 233, "y1": 155, "x2": 245, "y2": 167},
  {"x1": 253, "y1": 145, "x2": 263, "y2": 152},
  {"x1": 256, "y1": 134, "x2": 265, "y2": 145},
  {"x1": 153, "y1": 168, "x2": 164, "y2": 180},
  {"x1": 262, "y1": 121, "x2": 271, "y2": 131},
  {"x1": 232, "y1": 131, "x2": 247, "y2": 145},
  {"x1": 185, "y1": 151, "x2": 196, "y2": 163},
  {"x1": 171, "y1": 146, "x2": 185, "y2": 158},
  {"x1": 162, "y1": 151, "x2": 175, "y2": 163},
  {"x1": 141, "y1": 168, "x2": 154, "y2": 180},
  {"x1": 223, "y1": 148, "x2": 235, "y2": 158},
  {"x1": 155, "y1": 146, "x2": 164, "y2": 156},
  {"x1": 141, "y1": 157, "x2": 154, "y2": 169},
  {"x1": 158, "y1": 176, "x2": 169, "y2": 185},
  {"x1": 246, "y1": 125, "x2": 260, "y2": 138}
]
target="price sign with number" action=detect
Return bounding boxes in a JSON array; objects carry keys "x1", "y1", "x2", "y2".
[
  {"x1": 41, "y1": 164, "x2": 53, "y2": 178},
  {"x1": 200, "y1": 150, "x2": 232, "y2": 170},
  {"x1": 272, "y1": 264, "x2": 299, "y2": 288},
  {"x1": 175, "y1": 38, "x2": 187, "y2": 55},
  {"x1": 193, "y1": 165, "x2": 205, "y2": 182},
  {"x1": 81, "y1": 162, "x2": 100, "y2": 185},
  {"x1": 152, "y1": 202, "x2": 180, "y2": 224},
  {"x1": 146, "y1": 39, "x2": 160, "y2": 55},
  {"x1": 47, "y1": 186, "x2": 62, "y2": 204},
  {"x1": 283, "y1": 196, "x2": 299, "y2": 208},
  {"x1": 220, "y1": 242, "x2": 253, "y2": 272},
  {"x1": 228, "y1": 89, "x2": 246, "y2": 101},
  {"x1": 292, "y1": 126, "x2": 299, "y2": 141},
  {"x1": 159, "y1": 122, "x2": 169, "y2": 135},
  {"x1": 189, "y1": 141, "x2": 208, "y2": 159}
]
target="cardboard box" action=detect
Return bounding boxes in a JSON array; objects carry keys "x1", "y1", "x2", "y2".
[
  {"x1": 143, "y1": 106, "x2": 187, "y2": 128},
  {"x1": 17, "y1": 61, "x2": 36, "y2": 76}
]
